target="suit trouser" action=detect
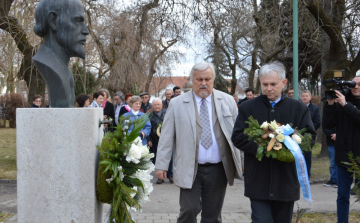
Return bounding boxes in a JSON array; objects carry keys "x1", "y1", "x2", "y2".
[
  {"x1": 250, "y1": 199, "x2": 294, "y2": 223},
  {"x1": 177, "y1": 162, "x2": 227, "y2": 223}
]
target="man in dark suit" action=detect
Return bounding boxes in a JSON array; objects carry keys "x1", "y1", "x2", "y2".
[
  {"x1": 162, "y1": 89, "x2": 173, "y2": 109},
  {"x1": 232, "y1": 61, "x2": 316, "y2": 223},
  {"x1": 301, "y1": 89, "x2": 321, "y2": 179}
]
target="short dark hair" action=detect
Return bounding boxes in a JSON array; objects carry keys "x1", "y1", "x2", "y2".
[
  {"x1": 288, "y1": 88, "x2": 294, "y2": 91},
  {"x1": 76, "y1": 94, "x2": 90, "y2": 107},
  {"x1": 93, "y1": 91, "x2": 104, "y2": 99},
  {"x1": 32, "y1": 94, "x2": 42, "y2": 102},
  {"x1": 245, "y1": 88, "x2": 255, "y2": 94},
  {"x1": 173, "y1": 86, "x2": 180, "y2": 92}
]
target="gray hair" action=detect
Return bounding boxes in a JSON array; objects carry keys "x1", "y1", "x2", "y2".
[
  {"x1": 129, "y1": 96, "x2": 141, "y2": 105},
  {"x1": 152, "y1": 98, "x2": 162, "y2": 104},
  {"x1": 301, "y1": 90, "x2": 311, "y2": 96},
  {"x1": 259, "y1": 61, "x2": 286, "y2": 81},
  {"x1": 99, "y1": 88, "x2": 110, "y2": 99},
  {"x1": 113, "y1": 91, "x2": 124, "y2": 100},
  {"x1": 190, "y1": 62, "x2": 216, "y2": 82}
]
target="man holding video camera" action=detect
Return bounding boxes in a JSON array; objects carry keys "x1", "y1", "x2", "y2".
[{"x1": 323, "y1": 75, "x2": 360, "y2": 223}]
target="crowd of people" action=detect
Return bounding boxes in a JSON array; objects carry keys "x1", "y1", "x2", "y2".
[{"x1": 28, "y1": 61, "x2": 360, "y2": 223}]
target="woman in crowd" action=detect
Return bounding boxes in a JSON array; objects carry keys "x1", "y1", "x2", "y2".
[
  {"x1": 99, "y1": 89, "x2": 115, "y2": 121},
  {"x1": 30, "y1": 95, "x2": 42, "y2": 108},
  {"x1": 76, "y1": 94, "x2": 90, "y2": 107},
  {"x1": 123, "y1": 96, "x2": 151, "y2": 146},
  {"x1": 119, "y1": 93, "x2": 133, "y2": 117}
]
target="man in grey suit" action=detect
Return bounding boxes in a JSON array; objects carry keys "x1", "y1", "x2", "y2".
[{"x1": 155, "y1": 62, "x2": 242, "y2": 223}]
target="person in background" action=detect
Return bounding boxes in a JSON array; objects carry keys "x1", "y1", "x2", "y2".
[
  {"x1": 233, "y1": 94, "x2": 239, "y2": 104},
  {"x1": 139, "y1": 92, "x2": 152, "y2": 113},
  {"x1": 99, "y1": 89, "x2": 115, "y2": 121},
  {"x1": 162, "y1": 89, "x2": 173, "y2": 109},
  {"x1": 288, "y1": 88, "x2": 294, "y2": 98},
  {"x1": 173, "y1": 86, "x2": 181, "y2": 96},
  {"x1": 30, "y1": 95, "x2": 42, "y2": 108},
  {"x1": 76, "y1": 94, "x2": 90, "y2": 107},
  {"x1": 301, "y1": 90, "x2": 321, "y2": 180},
  {"x1": 323, "y1": 126, "x2": 337, "y2": 188},
  {"x1": 147, "y1": 98, "x2": 173, "y2": 184},
  {"x1": 88, "y1": 92, "x2": 104, "y2": 108},
  {"x1": 123, "y1": 96, "x2": 151, "y2": 146},
  {"x1": 113, "y1": 92, "x2": 124, "y2": 126},
  {"x1": 237, "y1": 87, "x2": 255, "y2": 107},
  {"x1": 119, "y1": 93, "x2": 133, "y2": 117},
  {"x1": 323, "y1": 76, "x2": 360, "y2": 223}
]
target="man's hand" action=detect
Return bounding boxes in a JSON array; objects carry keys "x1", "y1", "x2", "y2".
[
  {"x1": 148, "y1": 141, "x2": 153, "y2": 147},
  {"x1": 335, "y1": 90, "x2": 346, "y2": 106},
  {"x1": 331, "y1": 133, "x2": 336, "y2": 141},
  {"x1": 156, "y1": 171, "x2": 167, "y2": 180},
  {"x1": 140, "y1": 132, "x2": 145, "y2": 138}
]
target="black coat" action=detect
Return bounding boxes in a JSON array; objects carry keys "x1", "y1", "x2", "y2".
[
  {"x1": 308, "y1": 101, "x2": 321, "y2": 131},
  {"x1": 323, "y1": 92, "x2": 360, "y2": 168},
  {"x1": 322, "y1": 126, "x2": 336, "y2": 147},
  {"x1": 231, "y1": 94, "x2": 316, "y2": 202},
  {"x1": 30, "y1": 104, "x2": 40, "y2": 108},
  {"x1": 103, "y1": 101, "x2": 115, "y2": 120},
  {"x1": 119, "y1": 105, "x2": 130, "y2": 117},
  {"x1": 148, "y1": 108, "x2": 166, "y2": 144}
]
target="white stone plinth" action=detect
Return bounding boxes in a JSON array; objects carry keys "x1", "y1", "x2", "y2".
[{"x1": 16, "y1": 108, "x2": 104, "y2": 223}]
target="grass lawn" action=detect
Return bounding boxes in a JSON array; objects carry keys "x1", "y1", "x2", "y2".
[
  {"x1": 0, "y1": 128, "x2": 16, "y2": 179},
  {"x1": 292, "y1": 212, "x2": 360, "y2": 223},
  {"x1": 310, "y1": 144, "x2": 331, "y2": 183},
  {"x1": 0, "y1": 212, "x2": 13, "y2": 222}
]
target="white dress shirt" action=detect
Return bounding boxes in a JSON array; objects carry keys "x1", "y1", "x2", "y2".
[
  {"x1": 193, "y1": 92, "x2": 221, "y2": 164},
  {"x1": 115, "y1": 104, "x2": 121, "y2": 124}
]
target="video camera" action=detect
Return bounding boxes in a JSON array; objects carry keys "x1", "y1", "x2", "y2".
[{"x1": 324, "y1": 70, "x2": 356, "y2": 99}]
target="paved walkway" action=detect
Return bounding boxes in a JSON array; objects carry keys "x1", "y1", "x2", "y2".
[{"x1": 2, "y1": 177, "x2": 360, "y2": 223}]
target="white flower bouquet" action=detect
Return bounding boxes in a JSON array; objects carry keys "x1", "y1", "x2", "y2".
[
  {"x1": 97, "y1": 113, "x2": 154, "y2": 223},
  {"x1": 244, "y1": 116, "x2": 312, "y2": 162}
]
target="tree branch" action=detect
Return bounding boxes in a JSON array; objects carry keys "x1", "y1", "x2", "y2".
[
  {"x1": 351, "y1": 51, "x2": 360, "y2": 73},
  {"x1": 304, "y1": 0, "x2": 346, "y2": 56}
]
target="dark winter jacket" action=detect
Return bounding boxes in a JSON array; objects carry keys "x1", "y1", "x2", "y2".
[
  {"x1": 323, "y1": 92, "x2": 360, "y2": 168},
  {"x1": 231, "y1": 93, "x2": 316, "y2": 202},
  {"x1": 148, "y1": 108, "x2": 166, "y2": 144},
  {"x1": 103, "y1": 101, "x2": 115, "y2": 120},
  {"x1": 30, "y1": 104, "x2": 40, "y2": 108},
  {"x1": 307, "y1": 101, "x2": 321, "y2": 146},
  {"x1": 322, "y1": 126, "x2": 336, "y2": 147},
  {"x1": 308, "y1": 101, "x2": 321, "y2": 131}
]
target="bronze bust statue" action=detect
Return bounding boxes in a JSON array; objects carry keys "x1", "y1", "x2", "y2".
[{"x1": 33, "y1": 0, "x2": 89, "y2": 107}]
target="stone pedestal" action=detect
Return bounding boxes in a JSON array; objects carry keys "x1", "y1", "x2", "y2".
[{"x1": 16, "y1": 108, "x2": 104, "y2": 223}]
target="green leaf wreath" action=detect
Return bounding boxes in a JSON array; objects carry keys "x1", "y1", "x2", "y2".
[
  {"x1": 244, "y1": 116, "x2": 312, "y2": 162},
  {"x1": 97, "y1": 113, "x2": 154, "y2": 223}
]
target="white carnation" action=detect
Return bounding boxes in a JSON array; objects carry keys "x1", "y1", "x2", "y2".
[
  {"x1": 269, "y1": 133, "x2": 275, "y2": 139},
  {"x1": 126, "y1": 144, "x2": 142, "y2": 164},
  {"x1": 260, "y1": 121, "x2": 269, "y2": 129},
  {"x1": 130, "y1": 186, "x2": 138, "y2": 198},
  {"x1": 292, "y1": 134, "x2": 302, "y2": 144},
  {"x1": 275, "y1": 128, "x2": 283, "y2": 135},
  {"x1": 134, "y1": 137, "x2": 143, "y2": 147}
]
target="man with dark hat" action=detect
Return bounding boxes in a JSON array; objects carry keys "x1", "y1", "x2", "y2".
[{"x1": 140, "y1": 92, "x2": 152, "y2": 113}]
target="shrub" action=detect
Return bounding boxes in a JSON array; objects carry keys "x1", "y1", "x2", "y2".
[{"x1": 0, "y1": 93, "x2": 29, "y2": 128}]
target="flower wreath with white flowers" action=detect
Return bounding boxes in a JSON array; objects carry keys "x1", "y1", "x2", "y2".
[
  {"x1": 96, "y1": 113, "x2": 154, "y2": 223},
  {"x1": 244, "y1": 116, "x2": 312, "y2": 162}
]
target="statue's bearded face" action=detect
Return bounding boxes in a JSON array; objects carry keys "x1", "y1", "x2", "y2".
[{"x1": 56, "y1": 0, "x2": 89, "y2": 59}]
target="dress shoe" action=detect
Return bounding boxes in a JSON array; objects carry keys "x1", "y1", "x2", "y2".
[
  {"x1": 156, "y1": 179, "x2": 164, "y2": 184},
  {"x1": 168, "y1": 176, "x2": 174, "y2": 183}
]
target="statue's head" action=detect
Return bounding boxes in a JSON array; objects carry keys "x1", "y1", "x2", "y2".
[{"x1": 34, "y1": 0, "x2": 89, "y2": 59}]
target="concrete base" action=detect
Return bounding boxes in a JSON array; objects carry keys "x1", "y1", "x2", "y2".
[{"x1": 16, "y1": 108, "x2": 104, "y2": 223}]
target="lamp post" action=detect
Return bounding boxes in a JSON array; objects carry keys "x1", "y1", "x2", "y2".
[{"x1": 293, "y1": 0, "x2": 299, "y2": 99}]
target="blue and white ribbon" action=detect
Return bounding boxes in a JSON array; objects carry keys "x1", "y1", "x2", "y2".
[{"x1": 281, "y1": 125, "x2": 312, "y2": 204}]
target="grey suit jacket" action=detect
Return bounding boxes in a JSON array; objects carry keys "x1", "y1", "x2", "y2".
[{"x1": 155, "y1": 89, "x2": 242, "y2": 189}]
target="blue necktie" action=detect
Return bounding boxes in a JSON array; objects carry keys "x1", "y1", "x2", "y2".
[{"x1": 270, "y1": 102, "x2": 276, "y2": 108}]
